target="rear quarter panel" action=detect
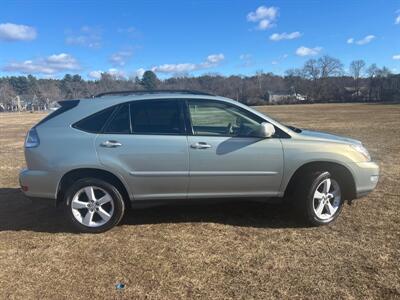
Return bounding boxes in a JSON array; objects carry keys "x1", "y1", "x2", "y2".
[{"x1": 25, "y1": 125, "x2": 103, "y2": 198}]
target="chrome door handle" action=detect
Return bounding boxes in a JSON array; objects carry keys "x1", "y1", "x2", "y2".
[
  {"x1": 101, "y1": 140, "x2": 122, "y2": 148},
  {"x1": 190, "y1": 142, "x2": 212, "y2": 149}
]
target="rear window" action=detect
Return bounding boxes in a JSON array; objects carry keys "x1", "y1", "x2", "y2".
[
  {"x1": 131, "y1": 100, "x2": 184, "y2": 134},
  {"x1": 73, "y1": 106, "x2": 116, "y2": 133}
]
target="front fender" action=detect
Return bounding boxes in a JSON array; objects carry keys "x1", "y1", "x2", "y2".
[{"x1": 280, "y1": 139, "x2": 358, "y2": 195}]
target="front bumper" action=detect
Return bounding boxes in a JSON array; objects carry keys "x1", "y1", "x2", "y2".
[{"x1": 350, "y1": 161, "x2": 380, "y2": 198}]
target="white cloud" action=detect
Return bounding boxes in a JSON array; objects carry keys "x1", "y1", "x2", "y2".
[
  {"x1": 347, "y1": 35, "x2": 375, "y2": 45},
  {"x1": 205, "y1": 53, "x2": 224, "y2": 64},
  {"x1": 247, "y1": 6, "x2": 278, "y2": 22},
  {"x1": 395, "y1": 10, "x2": 400, "y2": 24},
  {"x1": 247, "y1": 6, "x2": 278, "y2": 30},
  {"x1": 88, "y1": 70, "x2": 103, "y2": 80},
  {"x1": 393, "y1": 54, "x2": 400, "y2": 60},
  {"x1": 88, "y1": 68, "x2": 126, "y2": 79},
  {"x1": 135, "y1": 68, "x2": 146, "y2": 78},
  {"x1": 151, "y1": 53, "x2": 225, "y2": 74},
  {"x1": 257, "y1": 19, "x2": 273, "y2": 30},
  {"x1": 296, "y1": 46, "x2": 322, "y2": 56},
  {"x1": 356, "y1": 35, "x2": 375, "y2": 45},
  {"x1": 3, "y1": 53, "x2": 80, "y2": 74},
  {"x1": 270, "y1": 31, "x2": 302, "y2": 41},
  {"x1": 0, "y1": 23, "x2": 37, "y2": 41},
  {"x1": 109, "y1": 50, "x2": 133, "y2": 66},
  {"x1": 65, "y1": 26, "x2": 101, "y2": 48},
  {"x1": 152, "y1": 63, "x2": 197, "y2": 73},
  {"x1": 107, "y1": 68, "x2": 125, "y2": 78}
]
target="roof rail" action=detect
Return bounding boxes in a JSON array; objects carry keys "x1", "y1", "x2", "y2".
[{"x1": 94, "y1": 89, "x2": 215, "y2": 98}]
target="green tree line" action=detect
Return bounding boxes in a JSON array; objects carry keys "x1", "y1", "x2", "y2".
[{"x1": 0, "y1": 56, "x2": 399, "y2": 110}]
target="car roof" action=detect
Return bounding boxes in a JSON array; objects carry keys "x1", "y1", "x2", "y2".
[
  {"x1": 94, "y1": 89, "x2": 214, "y2": 98},
  {"x1": 78, "y1": 92, "x2": 234, "y2": 107}
]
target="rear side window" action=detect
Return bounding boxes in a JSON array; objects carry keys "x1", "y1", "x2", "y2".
[
  {"x1": 103, "y1": 104, "x2": 130, "y2": 134},
  {"x1": 73, "y1": 106, "x2": 116, "y2": 133},
  {"x1": 131, "y1": 100, "x2": 184, "y2": 134}
]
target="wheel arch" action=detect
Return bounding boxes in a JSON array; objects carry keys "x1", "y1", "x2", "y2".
[
  {"x1": 284, "y1": 161, "x2": 356, "y2": 201},
  {"x1": 56, "y1": 168, "x2": 131, "y2": 208}
]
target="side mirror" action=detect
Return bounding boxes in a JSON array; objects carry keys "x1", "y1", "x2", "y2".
[{"x1": 257, "y1": 122, "x2": 275, "y2": 138}]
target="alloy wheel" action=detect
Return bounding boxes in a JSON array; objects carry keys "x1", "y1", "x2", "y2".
[
  {"x1": 71, "y1": 186, "x2": 114, "y2": 227},
  {"x1": 312, "y1": 178, "x2": 341, "y2": 220}
]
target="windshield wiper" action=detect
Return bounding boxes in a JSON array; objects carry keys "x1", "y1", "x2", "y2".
[{"x1": 286, "y1": 125, "x2": 302, "y2": 133}]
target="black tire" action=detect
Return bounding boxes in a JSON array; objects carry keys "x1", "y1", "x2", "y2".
[
  {"x1": 64, "y1": 178, "x2": 125, "y2": 233},
  {"x1": 294, "y1": 171, "x2": 344, "y2": 226}
]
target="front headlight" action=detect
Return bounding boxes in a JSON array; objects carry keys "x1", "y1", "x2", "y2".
[{"x1": 350, "y1": 144, "x2": 371, "y2": 161}]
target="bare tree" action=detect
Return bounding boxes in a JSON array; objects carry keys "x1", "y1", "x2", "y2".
[
  {"x1": 302, "y1": 59, "x2": 321, "y2": 99},
  {"x1": 303, "y1": 59, "x2": 320, "y2": 80},
  {"x1": 350, "y1": 60, "x2": 366, "y2": 79},
  {"x1": 318, "y1": 56, "x2": 343, "y2": 78},
  {"x1": 350, "y1": 60, "x2": 366, "y2": 99},
  {"x1": 316, "y1": 56, "x2": 344, "y2": 101},
  {"x1": 0, "y1": 82, "x2": 17, "y2": 109}
]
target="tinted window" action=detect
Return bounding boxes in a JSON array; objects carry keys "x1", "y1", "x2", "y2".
[
  {"x1": 131, "y1": 100, "x2": 184, "y2": 134},
  {"x1": 188, "y1": 101, "x2": 263, "y2": 137},
  {"x1": 73, "y1": 106, "x2": 115, "y2": 133},
  {"x1": 103, "y1": 104, "x2": 130, "y2": 134}
]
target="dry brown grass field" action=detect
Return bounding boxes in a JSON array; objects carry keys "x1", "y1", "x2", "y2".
[{"x1": 0, "y1": 103, "x2": 399, "y2": 299}]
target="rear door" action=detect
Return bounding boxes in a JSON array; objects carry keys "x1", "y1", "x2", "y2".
[
  {"x1": 95, "y1": 100, "x2": 189, "y2": 200},
  {"x1": 186, "y1": 100, "x2": 284, "y2": 198}
]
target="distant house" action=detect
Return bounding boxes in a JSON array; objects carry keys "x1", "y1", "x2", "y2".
[
  {"x1": 267, "y1": 91, "x2": 306, "y2": 103},
  {"x1": 344, "y1": 86, "x2": 368, "y2": 98}
]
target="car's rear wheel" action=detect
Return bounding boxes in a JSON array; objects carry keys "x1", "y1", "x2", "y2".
[
  {"x1": 295, "y1": 171, "x2": 344, "y2": 225},
  {"x1": 64, "y1": 178, "x2": 125, "y2": 233}
]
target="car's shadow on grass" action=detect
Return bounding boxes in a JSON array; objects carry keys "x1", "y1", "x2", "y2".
[{"x1": 0, "y1": 188, "x2": 303, "y2": 233}]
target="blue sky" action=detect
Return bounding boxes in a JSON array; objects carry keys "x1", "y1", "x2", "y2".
[{"x1": 0, "y1": 0, "x2": 399, "y2": 79}]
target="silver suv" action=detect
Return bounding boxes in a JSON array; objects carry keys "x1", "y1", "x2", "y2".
[{"x1": 19, "y1": 90, "x2": 379, "y2": 233}]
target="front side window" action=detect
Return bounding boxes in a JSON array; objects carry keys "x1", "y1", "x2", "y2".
[
  {"x1": 103, "y1": 104, "x2": 130, "y2": 134},
  {"x1": 188, "y1": 101, "x2": 263, "y2": 137},
  {"x1": 131, "y1": 100, "x2": 184, "y2": 134}
]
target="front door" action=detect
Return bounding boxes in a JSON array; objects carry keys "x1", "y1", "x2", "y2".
[{"x1": 186, "y1": 100, "x2": 284, "y2": 198}]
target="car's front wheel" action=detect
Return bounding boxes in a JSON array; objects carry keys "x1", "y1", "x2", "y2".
[
  {"x1": 64, "y1": 178, "x2": 125, "y2": 233},
  {"x1": 295, "y1": 171, "x2": 344, "y2": 226}
]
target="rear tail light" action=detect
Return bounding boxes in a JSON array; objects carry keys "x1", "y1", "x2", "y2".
[{"x1": 25, "y1": 127, "x2": 40, "y2": 148}]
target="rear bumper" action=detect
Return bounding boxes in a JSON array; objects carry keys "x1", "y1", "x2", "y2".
[
  {"x1": 19, "y1": 168, "x2": 58, "y2": 200},
  {"x1": 350, "y1": 161, "x2": 379, "y2": 199}
]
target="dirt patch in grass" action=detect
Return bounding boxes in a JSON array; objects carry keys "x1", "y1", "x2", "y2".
[{"x1": 0, "y1": 104, "x2": 399, "y2": 299}]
